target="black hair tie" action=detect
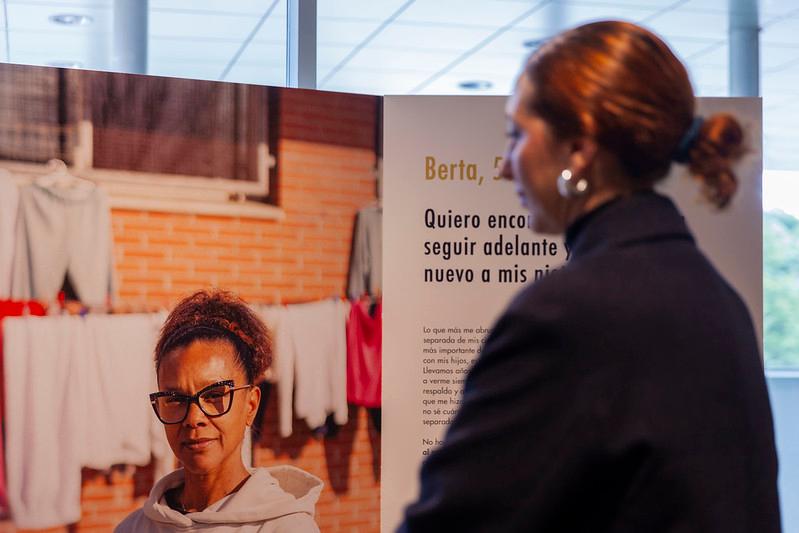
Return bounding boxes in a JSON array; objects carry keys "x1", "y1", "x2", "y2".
[{"x1": 673, "y1": 116, "x2": 704, "y2": 163}]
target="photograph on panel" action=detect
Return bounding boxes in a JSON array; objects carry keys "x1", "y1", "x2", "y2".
[{"x1": 0, "y1": 63, "x2": 382, "y2": 533}]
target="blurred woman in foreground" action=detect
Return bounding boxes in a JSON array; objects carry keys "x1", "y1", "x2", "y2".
[{"x1": 399, "y1": 20, "x2": 780, "y2": 533}]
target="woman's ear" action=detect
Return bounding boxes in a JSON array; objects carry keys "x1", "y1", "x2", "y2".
[
  {"x1": 246, "y1": 384, "x2": 261, "y2": 426},
  {"x1": 567, "y1": 136, "x2": 599, "y2": 179}
]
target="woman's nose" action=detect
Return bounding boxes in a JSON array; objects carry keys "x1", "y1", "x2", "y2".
[
  {"x1": 499, "y1": 154, "x2": 513, "y2": 181},
  {"x1": 183, "y1": 401, "x2": 208, "y2": 427}
]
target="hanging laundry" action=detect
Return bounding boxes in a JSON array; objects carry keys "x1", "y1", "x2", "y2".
[
  {"x1": 0, "y1": 300, "x2": 46, "y2": 517},
  {"x1": 346, "y1": 299, "x2": 382, "y2": 408},
  {"x1": 255, "y1": 305, "x2": 291, "y2": 437},
  {"x1": 256, "y1": 301, "x2": 349, "y2": 438},
  {"x1": 0, "y1": 173, "x2": 19, "y2": 299},
  {"x1": 77, "y1": 313, "x2": 170, "y2": 472},
  {"x1": 3, "y1": 313, "x2": 170, "y2": 529},
  {"x1": 289, "y1": 300, "x2": 349, "y2": 436},
  {"x1": 347, "y1": 205, "x2": 382, "y2": 300},
  {"x1": 256, "y1": 305, "x2": 287, "y2": 386},
  {"x1": 11, "y1": 180, "x2": 115, "y2": 307},
  {"x1": 3, "y1": 315, "x2": 86, "y2": 528}
]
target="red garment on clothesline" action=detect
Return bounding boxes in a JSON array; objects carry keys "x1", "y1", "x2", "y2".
[
  {"x1": 0, "y1": 300, "x2": 46, "y2": 515},
  {"x1": 346, "y1": 300, "x2": 382, "y2": 408}
]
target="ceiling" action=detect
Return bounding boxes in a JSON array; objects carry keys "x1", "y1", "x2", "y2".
[{"x1": 1, "y1": 0, "x2": 798, "y2": 169}]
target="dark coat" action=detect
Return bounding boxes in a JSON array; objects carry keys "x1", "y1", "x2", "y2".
[{"x1": 399, "y1": 191, "x2": 780, "y2": 533}]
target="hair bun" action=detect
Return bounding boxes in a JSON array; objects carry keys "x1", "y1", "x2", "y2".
[
  {"x1": 155, "y1": 289, "x2": 272, "y2": 383},
  {"x1": 686, "y1": 113, "x2": 745, "y2": 208}
]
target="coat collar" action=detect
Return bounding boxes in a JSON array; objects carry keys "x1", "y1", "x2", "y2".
[{"x1": 565, "y1": 190, "x2": 694, "y2": 261}]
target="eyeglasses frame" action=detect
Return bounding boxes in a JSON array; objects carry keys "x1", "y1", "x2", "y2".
[{"x1": 149, "y1": 379, "x2": 253, "y2": 425}]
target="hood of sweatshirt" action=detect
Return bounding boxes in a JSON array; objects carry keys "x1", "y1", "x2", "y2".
[{"x1": 141, "y1": 466, "x2": 323, "y2": 527}]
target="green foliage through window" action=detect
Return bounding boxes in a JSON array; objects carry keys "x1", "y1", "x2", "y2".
[{"x1": 764, "y1": 210, "x2": 799, "y2": 368}]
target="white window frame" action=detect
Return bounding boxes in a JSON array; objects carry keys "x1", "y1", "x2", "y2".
[{"x1": 1, "y1": 120, "x2": 284, "y2": 221}]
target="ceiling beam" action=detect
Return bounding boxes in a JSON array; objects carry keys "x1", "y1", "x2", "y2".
[
  {"x1": 287, "y1": 0, "x2": 316, "y2": 89},
  {"x1": 112, "y1": 0, "x2": 148, "y2": 74},
  {"x1": 729, "y1": 0, "x2": 759, "y2": 96}
]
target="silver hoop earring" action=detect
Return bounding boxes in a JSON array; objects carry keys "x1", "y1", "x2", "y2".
[{"x1": 556, "y1": 169, "x2": 589, "y2": 198}]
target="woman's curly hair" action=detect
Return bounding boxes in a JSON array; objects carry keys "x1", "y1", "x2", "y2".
[{"x1": 155, "y1": 290, "x2": 271, "y2": 383}]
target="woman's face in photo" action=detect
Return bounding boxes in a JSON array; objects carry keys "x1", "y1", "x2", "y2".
[
  {"x1": 157, "y1": 338, "x2": 259, "y2": 476},
  {"x1": 501, "y1": 76, "x2": 573, "y2": 234}
]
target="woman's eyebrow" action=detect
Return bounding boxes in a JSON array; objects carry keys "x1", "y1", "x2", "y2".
[
  {"x1": 158, "y1": 379, "x2": 231, "y2": 394},
  {"x1": 158, "y1": 386, "x2": 186, "y2": 393}
]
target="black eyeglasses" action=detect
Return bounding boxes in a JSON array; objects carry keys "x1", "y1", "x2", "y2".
[{"x1": 149, "y1": 380, "x2": 252, "y2": 425}]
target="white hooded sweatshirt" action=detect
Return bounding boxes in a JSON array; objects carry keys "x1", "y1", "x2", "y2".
[{"x1": 115, "y1": 466, "x2": 322, "y2": 533}]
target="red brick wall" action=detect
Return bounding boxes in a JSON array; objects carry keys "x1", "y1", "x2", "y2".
[{"x1": 3, "y1": 89, "x2": 381, "y2": 533}]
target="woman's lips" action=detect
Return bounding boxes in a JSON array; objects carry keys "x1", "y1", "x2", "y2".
[{"x1": 182, "y1": 438, "x2": 216, "y2": 451}]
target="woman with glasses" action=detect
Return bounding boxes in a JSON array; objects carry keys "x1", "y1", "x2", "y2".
[{"x1": 116, "y1": 290, "x2": 321, "y2": 532}]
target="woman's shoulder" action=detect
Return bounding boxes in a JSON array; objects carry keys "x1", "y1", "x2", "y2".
[
  {"x1": 503, "y1": 262, "x2": 590, "y2": 319},
  {"x1": 114, "y1": 507, "x2": 150, "y2": 533},
  {"x1": 190, "y1": 466, "x2": 323, "y2": 529},
  {"x1": 112, "y1": 467, "x2": 323, "y2": 532},
  {"x1": 247, "y1": 465, "x2": 324, "y2": 512}
]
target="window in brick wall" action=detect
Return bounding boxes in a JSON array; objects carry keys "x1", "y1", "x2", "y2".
[
  {"x1": 0, "y1": 66, "x2": 78, "y2": 165},
  {"x1": 0, "y1": 63, "x2": 277, "y2": 213},
  {"x1": 87, "y1": 71, "x2": 268, "y2": 183}
]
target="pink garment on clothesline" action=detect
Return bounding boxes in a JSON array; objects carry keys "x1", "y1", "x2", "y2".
[{"x1": 346, "y1": 300, "x2": 382, "y2": 408}]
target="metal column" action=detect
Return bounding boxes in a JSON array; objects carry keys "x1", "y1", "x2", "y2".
[
  {"x1": 729, "y1": 0, "x2": 759, "y2": 96},
  {"x1": 287, "y1": 0, "x2": 316, "y2": 89},
  {"x1": 112, "y1": 0, "x2": 148, "y2": 74},
  {"x1": 545, "y1": 0, "x2": 567, "y2": 37}
]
